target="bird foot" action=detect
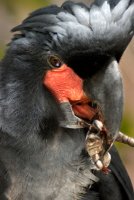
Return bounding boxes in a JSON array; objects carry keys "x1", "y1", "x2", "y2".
[
  {"x1": 60, "y1": 102, "x2": 134, "y2": 173},
  {"x1": 85, "y1": 120, "x2": 112, "y2": 172}
]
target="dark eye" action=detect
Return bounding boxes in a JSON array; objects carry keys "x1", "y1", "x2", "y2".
[{"x1": 47, "y1": 55, "x2": 63, "y2": 69}]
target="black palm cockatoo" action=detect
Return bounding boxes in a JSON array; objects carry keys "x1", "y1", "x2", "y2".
[{"x1": 0, "y1": 0, "x2": 134, "y2": 199}]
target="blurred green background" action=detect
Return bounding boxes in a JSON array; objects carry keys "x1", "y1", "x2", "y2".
[{"x1": 0, "y1": 0, "x2": 134, "y2": 185}]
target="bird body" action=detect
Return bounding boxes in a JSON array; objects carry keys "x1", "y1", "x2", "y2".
[{"x1": 0, "y1": 0, "x2": 134, "y2": 199}]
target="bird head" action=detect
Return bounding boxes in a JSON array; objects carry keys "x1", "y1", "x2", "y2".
[{"x1": 9, "y1": 0, "x2": 134, "y2": 137}]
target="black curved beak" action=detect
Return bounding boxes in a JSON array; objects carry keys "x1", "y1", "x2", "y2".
[{"x1": 84, "y1": 59, "x2": 123, "y2": 138}]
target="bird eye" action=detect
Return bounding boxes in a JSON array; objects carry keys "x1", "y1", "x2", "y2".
[{"x1": 47, "y1": 55, "x2": 63, "y2": 69}]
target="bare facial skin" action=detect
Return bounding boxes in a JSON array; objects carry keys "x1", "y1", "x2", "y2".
[{"x1": 44, "y1": 64, "x2": 97, "y2": 120}]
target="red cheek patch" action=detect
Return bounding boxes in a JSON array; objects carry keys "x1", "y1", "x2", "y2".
[{"x1": 44, "y1": 64, "x2": 96, "y2": 120}]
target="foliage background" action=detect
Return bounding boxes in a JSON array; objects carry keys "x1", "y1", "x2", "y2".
[{"x1": 0, "y1": 0, "x2": 134, "y2": 186}]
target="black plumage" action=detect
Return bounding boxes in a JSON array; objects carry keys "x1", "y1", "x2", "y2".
[{"x1": 0, "y1": 0, "x2": 134, "y2": 199}]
